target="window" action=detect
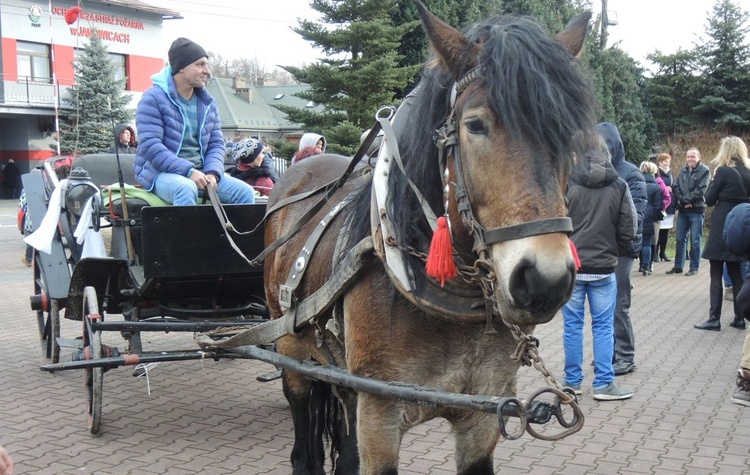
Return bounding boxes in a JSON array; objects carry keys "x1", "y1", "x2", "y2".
[
  {"x1": 73, "y1": 50, "x2": 128, "y2": 89},
  {"x1": 17, "y1": 41, "x2": 50, "y2": 82}
]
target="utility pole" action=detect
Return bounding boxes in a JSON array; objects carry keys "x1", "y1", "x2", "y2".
[{"x1": 600, "y1": 0, "x2": 608, "y2": 49}]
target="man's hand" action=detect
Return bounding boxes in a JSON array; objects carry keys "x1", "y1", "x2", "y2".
[
  {"x1": 206, "y1": 173, "x2": 218, "y2": 188},
  {"x1": 189, "y1": 169, "x2": 210, "y2": 190}
]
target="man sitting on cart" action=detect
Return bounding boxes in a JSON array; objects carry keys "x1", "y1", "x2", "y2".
[{"x1": 134, "y1": 38, "x2": 256, "y2": 205}]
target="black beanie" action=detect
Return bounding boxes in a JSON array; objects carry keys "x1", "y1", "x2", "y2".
[{"x1": 168, "y1": 38, "x2": 208, "y2": 76}]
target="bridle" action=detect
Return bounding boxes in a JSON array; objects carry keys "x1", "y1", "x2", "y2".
[{"x1": 433, "y1": 67, "x2": 573, "y2": 317}]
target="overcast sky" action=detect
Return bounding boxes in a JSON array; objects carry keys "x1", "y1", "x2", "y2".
[{"x1": 146, "y1": 0, "x2": 741, "y2": 71}]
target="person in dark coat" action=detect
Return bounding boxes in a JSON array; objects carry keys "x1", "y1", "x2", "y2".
[
  {"x1": 638, "y1": 161, "x2": 663, "y2": 275},
  {"x1": 597, "y1": 122, "x2": 646, "y2": 376},
  {"x1": 694, "y1": 136, "x2": 750, "y2": 331},
  {"x1": 229, "y1": 138, "x2": 274, "y2": 197},
  {"x1": 2, "y1": 159, "x2": 21, "y2": 199},
  {"x1": 562, "y1": 141, "x2": 636, "y2": 400},
  {"x1": 108, "y1": 124, "x2": 137, "y2": 154},
  {"x1": 724, "y1": 203, "x2": 750, "y2": 406}
]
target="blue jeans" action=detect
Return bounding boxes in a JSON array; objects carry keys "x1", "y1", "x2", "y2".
[
  {"x1": 153, "y1": 172, "x2": 255, "y2": 205},
  {"x1": 674, "y1": 211, "x2": 704, "y2": 271},
  {"x1": 724, "y1": 262, "x2": 750, "y2": 287},
  {"x1": 562, "y1": 274, "x2": 616, "y2": 389}
]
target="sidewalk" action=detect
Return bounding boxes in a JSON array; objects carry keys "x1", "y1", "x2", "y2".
[{"x1": 0, "y1": 198, "x2": 748, "y2": 473}]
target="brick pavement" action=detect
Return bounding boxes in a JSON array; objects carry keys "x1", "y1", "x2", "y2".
[{"x1": 1, "y1": 198, "x2": 748, "y2": 474}]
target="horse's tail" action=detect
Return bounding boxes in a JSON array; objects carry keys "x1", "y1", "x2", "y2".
[{"x1": 309, "y1": 380, "x2": 344, "y2": 472}]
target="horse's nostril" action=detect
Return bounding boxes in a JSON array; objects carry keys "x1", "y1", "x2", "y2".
[{"x1": 509, "y1": 258, "x2": 574, "y2": 313}]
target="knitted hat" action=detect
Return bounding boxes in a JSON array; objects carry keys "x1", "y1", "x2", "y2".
[
  {"x1": 168, "y1": 38, "x2": 208, "y2": 76},
  {"x1": 232, "y1": 138, "x2": 263, "y2": 164}
]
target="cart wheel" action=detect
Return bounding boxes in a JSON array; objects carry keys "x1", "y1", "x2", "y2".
[
  {"x1": 33, "y1": 251, "x2": 60, "y2": 364},
  {"x1": 82, "y1": 286, "x2": 103, "y2": 434}
]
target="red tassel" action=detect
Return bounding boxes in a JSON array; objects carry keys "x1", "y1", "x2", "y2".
[
  {"x1": 65, "y1": 6, "x2": 82, "y2": 25},
  {"x1": 426, "y1": 216, "x2": 458, "y2": 287},
  {"x1": 569, "y1": 239, "x2": 581, "y2": 270}
]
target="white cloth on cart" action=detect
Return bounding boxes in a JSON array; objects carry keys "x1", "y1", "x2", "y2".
[
  {"x1": 24, "y1": 179, "x2": 66, "y2": 254},
  {"x1": 74, "y1": 196, "x2": 106, "y2": 258}
]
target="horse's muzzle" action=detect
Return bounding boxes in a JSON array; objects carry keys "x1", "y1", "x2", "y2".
[{"x1": 507, "y1": 256, "x2": 575, "y2": 318}]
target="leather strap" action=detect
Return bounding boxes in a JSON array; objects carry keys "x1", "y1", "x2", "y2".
[
  {"x1": 195, "y1": 238, "x2": 374, "y2": 349},
  {"x1": 483, "y1": 217, "x2": 573, "y2": 244}
]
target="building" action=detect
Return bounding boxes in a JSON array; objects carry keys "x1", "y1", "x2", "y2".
[{"x1": 0, "y1": 0, "x2": 180, "y2": 173}]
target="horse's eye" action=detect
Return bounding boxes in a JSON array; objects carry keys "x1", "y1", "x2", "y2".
[{"x1": 463, "y1": 118, "x2": 487, "y2": 136}]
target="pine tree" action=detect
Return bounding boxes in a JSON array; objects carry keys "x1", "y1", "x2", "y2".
[
  {"x1": 693, "y1": 0, "x2": 750, "y2": 134},
  {"x1": 60, "y1": 30, "x2": 132, "y2": 155},
  {"x1": 278, "y1": 0, "x2": 418, "y2": 155},
  {"x1": 645, "y1": 50, "x2": 702, "y2": 136}
]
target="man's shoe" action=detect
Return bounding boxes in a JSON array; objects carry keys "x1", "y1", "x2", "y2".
[
  {"x1": 730, "y1": 368, "x2": 750, "y2": 407},
  {"x1": 685, "y1": 269, "x2": 698, "y2": 276},
  {"x1": 593, "y1": 383, "x2": 633, "y2": 401},
  {"x1": 612, "y1": 360, "x2": 636, "y2": 375},
  {"x1": 21, "y1": 256, "x2": 31, "y2": 267},
  {"x1": 725, "y1": 287, "x2": 734, "y2": 301},
  {"x1": 563, "y1": 383, "x2": 582, "y2": 396},
  {"x1": 666, "y1": 267, "x2": 683, "y2": 274},
  {"x1": 729, "y1": 316, "x2": 746, "y2": 330},
  {"x1": 694, "y1": 318, "x2": 721, "y2": 331}
]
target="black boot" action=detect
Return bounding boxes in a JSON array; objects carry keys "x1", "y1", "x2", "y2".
[
  {"x1": 694, "y1": 316, "x2": 721, "y2": 331},
  {"x1": 729, "y1": 315, "x2": 746, "y2": 330}
]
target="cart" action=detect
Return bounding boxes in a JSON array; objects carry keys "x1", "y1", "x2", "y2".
[{"x1": 24, "y1": 154, "x2": 270, "y2": 434}]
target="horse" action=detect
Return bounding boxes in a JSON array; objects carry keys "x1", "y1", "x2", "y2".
[{"x1": 263, "y1": 2, "x2": 600, "y2": 474}]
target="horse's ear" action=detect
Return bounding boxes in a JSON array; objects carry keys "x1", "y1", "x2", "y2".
[
  {"x1": 415, "y1": 0, "x2": 479, "y2": 79},
  {"x1": 554, "y1": 12, "x2": 592, "y2": 58}
]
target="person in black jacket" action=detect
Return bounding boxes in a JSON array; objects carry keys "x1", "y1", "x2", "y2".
[
  {"x1": 725, "y1": 202, "x2": 750, "y2": 406},
  {"x1": 597, "y1": 122, "x2": 646, "y2": 376},
  {"x1": 562, "y1": 142, "x2": 636, "y2": 401},
  {"x1": 694, "y1": 136, "x2": 750, "y2": 331},
  {"x1": 638, "y1": 161, "x2": 663, "y2": 275},
  {"x1": 107, "y1": 124, "x2": 137, "y2": 154},
  {"x1": 667, "y1": 148, "x2": 711, "y2": 276}
]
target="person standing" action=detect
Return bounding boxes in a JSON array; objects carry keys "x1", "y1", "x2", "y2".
[
  {"x1": 597, "y1": 122, "x2": 646, "y2": 376},
  {"x1": 108, "y1": 124, "x2": 137, "y2": 154},
  {"x1": 2, "y1": 159, "x2": 21, "y2": 199},
  {"x1": 562, "y1": 142, "x2": 636, "y2": 400},
  {"x1": 724, "y1": 203, "x2": 750, "y2": 406},
  {"x1": 694, "y1": 136, "x2": 750, "y2": 331},
  {"x1": 666, "y1": 148, "x2": 710, "y2": 276},
  {"x1": 638, "y1": 161, "x2": 663, "y2": 276},
  {"x1": 655, "y1": 153, "x2": 675, "y2": 262},
  {"x1": 133, "y1": 38, "x2": 255, "y2": 205}
]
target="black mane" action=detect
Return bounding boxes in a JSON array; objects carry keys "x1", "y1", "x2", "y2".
[{"x1": 348, "y1": 14, "x2": 599, "y2": 278}]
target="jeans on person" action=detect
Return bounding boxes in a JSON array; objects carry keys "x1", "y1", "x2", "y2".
[
  {"x1": 153, "y1": 172, "x2": 255, "y2": 205},
  {"x1": 640, "y1": 233, "x2": 653, "y2": 270},
  {"x1": 724, "y1": 262, "x2": 750, "y2": 287},
  {"x1": 562, "y1": 273, "x2": 617, "y2": 389},
  {"x1": 674, "y1": 211, "x2": 704, "y2": 271}
]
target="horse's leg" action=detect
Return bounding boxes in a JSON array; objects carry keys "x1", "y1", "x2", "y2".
[
  {"x1": 452, "y1": 414, "x2": 499, "y2": 475},
  {"x1": 331, "y1": 386, "x2": 360, "y2": 475},
  {"x1": 282, "y1": 369, "x2": 327, "y2": 475},
  {"x1": 356, "y1": 392, "x2": 402, "y2": 475}
]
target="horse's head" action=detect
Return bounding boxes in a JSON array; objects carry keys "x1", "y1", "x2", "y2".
[{"x1": 415, "y1": 2, "x2": 601, "y2": 325}]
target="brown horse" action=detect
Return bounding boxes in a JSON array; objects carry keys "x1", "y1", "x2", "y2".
[{"x1": 264, "y1": 3, "x2": 600, "y2": 474}]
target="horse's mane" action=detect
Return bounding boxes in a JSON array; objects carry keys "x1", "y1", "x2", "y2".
[{"x1": 348, "y1": 14, "x2": 600, "y2": 282}]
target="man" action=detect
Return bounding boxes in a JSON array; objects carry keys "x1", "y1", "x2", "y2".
[
  {"x1": 666, "y1": 148, "x2": 710, "y2": 276},
  {"x1": 108, "y1": 124, "x2": 136, "y2": 154},
  {"x1": 134, "y1": 38, "x2": 255, "y2": 205},
  {"x1": 2, "y1": 159, "x2": 21, "y2": 199},
  {"x1": 597, "y1": 122, "x2": 646, "y2": 376},
  {"x1": 563, "y1": 140, "x2": 636, "y2": 401}
]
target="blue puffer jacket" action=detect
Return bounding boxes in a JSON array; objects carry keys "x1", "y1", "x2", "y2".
[{"x1": 134, "y1": 67, "x2": 225, "y2": 190}]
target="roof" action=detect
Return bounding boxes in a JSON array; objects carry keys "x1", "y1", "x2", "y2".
[
  {"x1": 91, "y1": 0, "x2": 182, "y2": 19},
  {"x1": 205, "y1": 78, "x2": 322, "y2": 134}
]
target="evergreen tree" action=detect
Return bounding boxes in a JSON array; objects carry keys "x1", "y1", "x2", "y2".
[
  {"x1": 645, "y1": 50, "x2": 702, "y2": 136},
  {"x1": 693, "y1": 0, "x2": 750, "y2": 134},
  {"x1": 60, "y1": 30, "x2": 132, "y2": 155},
  {"x1": 585, "y1": 26, "x2": 654, "y2": 162},
  {"x1": 278, "y1": 0, "x2": 418, "y2": 155}
]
